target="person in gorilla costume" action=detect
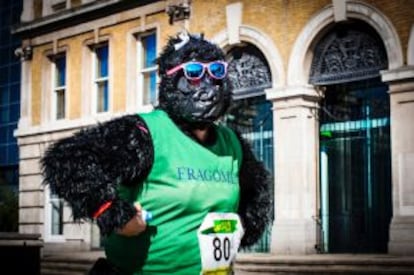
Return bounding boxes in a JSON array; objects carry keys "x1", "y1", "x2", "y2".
[{"x1": 41, "y1": 32, "x2": 272, "y2": 274}]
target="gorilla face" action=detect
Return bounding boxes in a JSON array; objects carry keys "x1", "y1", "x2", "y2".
[
  {"x1": 171, "y1": 73, "x2": 230, "y2": 123},
  {"x1": 157, "y1": 34, "x2": 232, "y2": 126}
]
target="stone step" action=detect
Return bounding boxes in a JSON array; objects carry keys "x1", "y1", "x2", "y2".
[
  {"x1": 234, "y1": 264, "x2": 414, "y2": 274},
  {"x1": 41, "y1": 268, "x2": 86, "y2": 275},
  {"x1": 41, "y1": 252, "x2": 414, "y2": 274},
  {"x1": 41, "y1": 257, "x2": 94, "y2": 275},
  {"x1": 234, "y1": 254, "x2": 414, "y2": 274}
]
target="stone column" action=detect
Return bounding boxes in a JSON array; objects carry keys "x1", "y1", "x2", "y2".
[
  {"x1": 382, "y1": 66, "x2": 414, "y2": 255},
  {"x1": 267, "y1": 86, "x2": 322, "y2": 254},
  {"x1": 17, "y1": 43, "x2": 32, "y2": 129},
  {"x1": 20, "y1": 0, "x2": 34, "y2": 22}
]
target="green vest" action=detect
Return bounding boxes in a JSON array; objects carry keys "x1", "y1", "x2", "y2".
[{"x1": 104, "y1": 110, "x2": 242, "y2": 275}]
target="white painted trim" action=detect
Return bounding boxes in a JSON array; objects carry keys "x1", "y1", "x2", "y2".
[
  {"x1": 14, "y1": 111, "x2": 129, "y2": 139},
  {"x1": 287, "y1": 0, "x2": 403, "y2": 86},
  {"x1": 346, "y1": 1, "x2": 403, "y2": 68},
  {"x1": 41, "y1": 50, "x2": 53, "y2": 125},
  {"x1": 21, "y1": 1, "x2": 34, "y2": 21},
  {"x1": 212, "y1": 25, "x2": 285, "y2": 88},
  {"x1": 381, "y1": 66, "x2": 414, "y2": 83},
  {"x1": 126, "y1": 25, "x2": 159, "y2": 113},
  {"x1": 18, "y1": 59, "x2": 32, "y2": 129},
  {"x1": 408, "y1": 24, "x2": 414, "y2": 65},
  {"x1": 90, "y1": 40, "x2": 112, "y2": 116},
  {"x1": 226, "y1": 2, "x2": 243, "y2": 45},
  {"x1": 21, "y1": 2, "x2": 166, "y2": 46},
  {"x1": 51, "y1": 54, "x2": 68, "y2": 121},
  {"x1": 399, "y1": 153, "x2": 414, "y2": 215},
  {"x1": 42, "y1": 0, "x2": 53, "y2": 17},
  {"x1": 333, "y1": 0, "x2": 347, "y2": 22},
  {"x1": 43, "y1": 186, "x2": 65, "y2": 243}
]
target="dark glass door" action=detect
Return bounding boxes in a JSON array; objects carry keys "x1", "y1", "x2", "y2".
[
  {"x1": 222, "y1": 95, "x2": 274, "y2": 252},
  {"x1": 319, "y1": 78, "x2": 392, "y2": 253}
]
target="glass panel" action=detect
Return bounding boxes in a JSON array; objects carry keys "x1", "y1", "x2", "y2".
[
  {"x1": 9, "y1": 84, "x2": 19, "y2": 103},
  {"x1": 50, "y1": 198, "x2": 63, "y2": 235},
  {"x1": 0, "y1": 67, "x2": 8, "y2": 86},
  {"x1": 0, "y1": 86, "x2": 8, "y2": 105},
  {"x1": 142, "y1": 33, "x2": 156, "y2": 68},
  {"x1": 96, "y1": 80, "x2": 108, "y2": 112},
  {"x1": 0, "y1": 29, "x2": 9, "y2": 42},
  {"x1": 0, "y1": 145, "x2": 6, "y2": 164},
  {"x1": 10, "y1": 63, "x2": 20, "y2": 82},
  {"x1": 222, "y1": 95, "x2": 274, "y2": 252},
  {"x1": 7, "y1": 142, "x2": 18, "y2": 164},
  {"x1": 9, "y1": 102, "x2": 19, "y2": 122},
  {"x1": 0, "y1": 105, "x2": 8, "y2": 122},
  {"x1": 50, "y1": 187, "x2": 63, "y2": 235},
  {"x1": 0, "y1": 125, "x2": 6, "y2": 143},
  {"x1": 143, "y1": 71, "x2": 157, "y2": 105},
  {"x1": 319, "y1": 78, "x2": 391, "y2": 253},
  {"x1": 7, "y1": 123, "x2": 16, "y2": 142},
  {"x1": 0, "y1": 48, "x2": 10, "y2": 64},
  {"x1": 56, "y1": 89, "x2": 65, "y2": 119},
  {"x1": 55, "y1": 56, "x2": 66, "y2": 87},
  {"x1": 140, "y1": 32, "x2": 157, "y2": 105},
  {"x1": 96, "y1": 45, "x2": 108, "y2": 77}
]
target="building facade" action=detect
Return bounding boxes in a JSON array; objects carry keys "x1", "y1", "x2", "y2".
[
  {"x1": 0, "y1": 0, "x2": 23, "y2": 231},
  {"x1": 12, "y1": 0, "x2": 414, "y2": 255}
]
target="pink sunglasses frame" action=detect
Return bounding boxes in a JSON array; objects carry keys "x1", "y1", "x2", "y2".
[{"x1": 166, "y1": 61, "x2": 228, "y2": 80}]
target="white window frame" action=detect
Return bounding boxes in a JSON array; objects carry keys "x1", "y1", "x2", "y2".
[
  {"x1": 136, "y1": 30, "x2": 158, "y2": 107},
  {"x1": 51, "y1": 54, "x2": 67, "y2": 120},
  {"x1": 44, "y1": 185, "x2": 65, "y2": 242},
  {"x1": 91, "y1": 42, "x2": 110, "y2": 115}
]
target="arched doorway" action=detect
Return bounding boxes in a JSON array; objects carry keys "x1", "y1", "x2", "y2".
[
  {"x1": 310, "y1": 21, "x2": 392, "y2": 253},
  {"x1": 223, "y1": 43, "x2": 274, "y2": 252}
]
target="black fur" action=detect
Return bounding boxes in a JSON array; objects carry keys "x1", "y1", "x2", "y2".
[
  {"x1": 41, "y1": 115, "x2": 153, "y2": 235},
  {"x1": 40, "y1": 32, "x2": 272, "y2": 274},
  {"x1": 156, "y1": 34, "x2": 233, "y2": 125},
  {"x1": 235, "y1": 132, "x2": 272, "y2": 247}
]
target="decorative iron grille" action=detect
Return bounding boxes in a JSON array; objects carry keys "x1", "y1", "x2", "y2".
[
  {"x1": 310, "y1": 23, "x2": 388, "y2": 85},
  {"x1": 227, "y1": 45, "x2": 272, "y2": 99}
]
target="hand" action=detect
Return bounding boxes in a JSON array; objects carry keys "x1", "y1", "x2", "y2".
[{"x1": 116, "y1": 203, "x2": 147, "y2": 237}]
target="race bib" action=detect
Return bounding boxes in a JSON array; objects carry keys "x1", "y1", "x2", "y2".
[{"x1": 197, "y1": 213, "x2": 244, "y2": 275}]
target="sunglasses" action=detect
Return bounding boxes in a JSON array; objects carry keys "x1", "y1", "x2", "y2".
[{"x1": 166, "y1": 61, "x2": 228, "y2": 80}]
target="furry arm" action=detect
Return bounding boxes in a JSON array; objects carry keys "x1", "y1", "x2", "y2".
[
  {"x1": 40, "y1": 115, "x2": 154, "y2": 235},
  {"x1": 236, "y1": 133, "x2": 273, "y2": 248}
]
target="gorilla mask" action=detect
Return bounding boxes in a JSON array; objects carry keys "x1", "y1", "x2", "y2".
[{"x1": 157, "y1": 33, "x2": 232, "y2": 126}]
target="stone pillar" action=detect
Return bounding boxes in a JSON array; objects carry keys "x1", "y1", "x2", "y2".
[
  {"x1": 382, "y1": 66, "x2": 414, "y2": 255},
  {"x1": 17, "y1": 43, "x2": 32, "y2": 129},
  {"x1": 20, "y1": 0, "x2": 34, "y2": 22},
  {"x1": 267, "y1": 86, "x2": 322, "y2": 254}
]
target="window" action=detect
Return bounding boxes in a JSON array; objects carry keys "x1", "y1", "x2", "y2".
[
  {"x1": 44, "y1": 186, "x2": 64, "y2": 240},
  {"x1": 138, "y1": 32, "x2": 157, "y2": 105},
  {"x1": 49, "y1": 191, "x2": 64, "y2": 235},
  {"x1": 93, "y1": 44, "x2": 109, "y2": 113},
  {"x1": 52, "y1": 54, "x2": 66, "y2": 120}
]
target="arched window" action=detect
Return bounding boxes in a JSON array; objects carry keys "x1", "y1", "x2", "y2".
[
  {"x1": 223, "y1": 43, "x2": 274, "y2": 252},
  {"x1": 311, "y1": 21, "x2": 391, "y2": 253},
  {"x1": 310, "y1": 21, "x2": 387, "y2": 85}
]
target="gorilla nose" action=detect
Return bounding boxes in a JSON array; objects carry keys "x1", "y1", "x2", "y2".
[{"x1": 193, "y1": 88, "x2": 216, "y2": 101}]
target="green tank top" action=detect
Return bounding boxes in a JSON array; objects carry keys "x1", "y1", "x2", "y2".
[{"x1": 104, "y1": 110, "x2": 242, "y2": 275}]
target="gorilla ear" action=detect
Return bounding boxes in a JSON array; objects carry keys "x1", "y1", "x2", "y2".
[{"x1": 174, "y1": 31, "x2": 190, "y2": 50}]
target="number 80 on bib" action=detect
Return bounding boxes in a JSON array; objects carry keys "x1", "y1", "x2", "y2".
[{"x1": 197, "y1": 213, "x2": 244, "y2": 275}]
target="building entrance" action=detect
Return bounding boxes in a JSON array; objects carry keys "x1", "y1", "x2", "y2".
[
  {"x1": 319, "y1": 78, "x2": 392, "y2": 253},
  {"x1": 224, "y1": 44, "x2": 274, "y2": 252}
]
